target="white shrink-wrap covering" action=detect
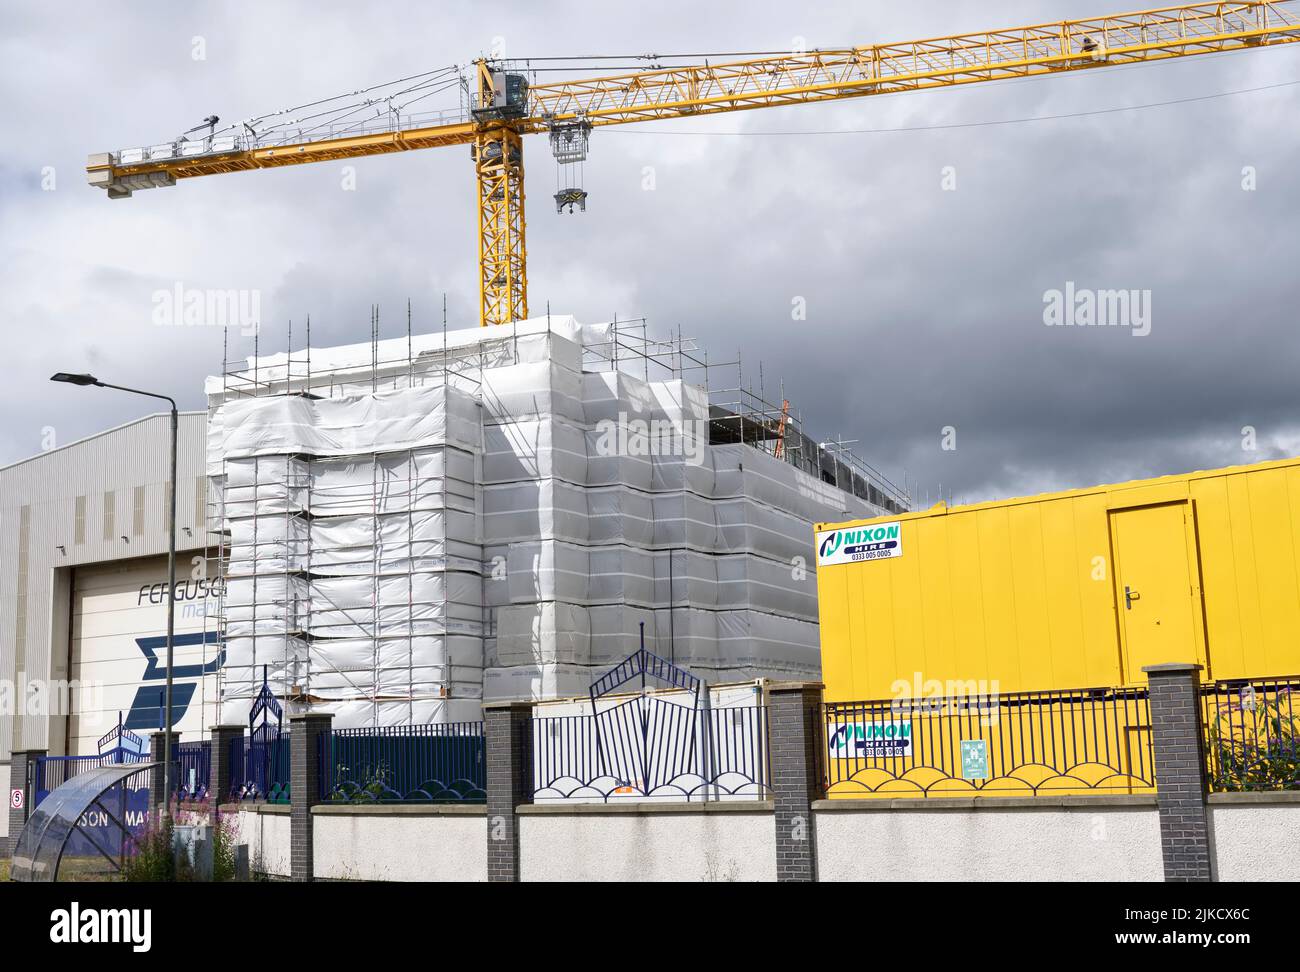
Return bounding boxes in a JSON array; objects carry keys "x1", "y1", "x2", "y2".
[
  {"x1": 479, "y1": 540, "x2": 811, "y2": 616},
  {"x1": 481, "y1": 361, "x2": 585, "y2": 424},
  {"x1": 585, "y1": 488, "x2": 656, "y2": 546},
  {"x1": 222, "y1": 456, "x2": 310, "y2": 517},
  {"x1": 208, "y1": 383, "x2": 481, "y2": 466},
  {"x1": 650, "y1": 491, "x2": 724, "y2": 549},
  {"x1": 481, "y1": 664, "x2": 594, "y2": 703},
  {"x1": 308, "y1": 573, "x2": 484, "y2": 637},
  {"x1": 310, "y1": 448, "x2": 477, "y2": 517},
  {"x1": 210, "y1": 314, "x2": 896, "y2": 725},
  {"x1": 679, "y1": 609, "x2": 822, "y2": 675},
  {"x1": 305, "y1": 634, "x2": 482, "y2": 680},
  {"x1": 222, "y1": 635, "x2": 310, "y2": 700},
  {"x1": 223, "y1": 575, "x2": 309, "y2": 633},
  {"x1": 309, "y1": 510, "x2": 480, "y2": 575},
  {"x1": 204, "y1": 316, "x2": 592, "y2": 397},
  {"x1": 482, "y1": 417, "x2": 588, "y2": 485},
  {"x1": 712, "y1": 444, "x2": 877, "y2": 524},
  {"x1": 495, "y1": 601, "x2": 591, "y2": 666},
  {"x1": 487, "y1": 600, "x2": 821, "y2": 675},
  {"x1": 481, "y1": 480, "x2": 591, "y2": 543},
  {"x1": 481, "y1": 541, "x2": 657, "y2": 608},
  {"x1": 320, "y1": 697, "x2": 485, "y2": 730},
  {"x1": 228, "y1": 516, "x2": 309, "y2": 574}
]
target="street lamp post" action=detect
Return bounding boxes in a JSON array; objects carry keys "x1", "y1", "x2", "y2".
[{"x1": 51, "y1": 373, "x2": 179, "y2": 823}]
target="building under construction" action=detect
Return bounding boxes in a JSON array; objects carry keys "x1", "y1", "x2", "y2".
[{"x1": 206, "y1": 314, "x2": 907, "y2": 727}]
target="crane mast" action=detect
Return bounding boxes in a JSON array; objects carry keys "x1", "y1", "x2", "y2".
[{"x1": 86, "y1": 2, "x2": 1300, "y2": 326}]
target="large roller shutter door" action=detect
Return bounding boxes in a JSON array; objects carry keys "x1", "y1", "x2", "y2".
[{"x1": 68, "y1": 555, "x2": 222, "y2": 756}]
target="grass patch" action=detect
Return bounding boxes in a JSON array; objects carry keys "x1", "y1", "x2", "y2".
[{"x1": 0, "y1": 855, "x2": 119, "y2": 882}]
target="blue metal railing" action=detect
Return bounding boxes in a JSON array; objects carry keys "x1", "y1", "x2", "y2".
[
  {"x1": 229, "y1": 731, "x2": 291, "y2": 803},
  {"x1": 32, "y1": 751, "x2": 150, "y2": 798},
  {"x1": 531, "y1": 698, "x2": 770, "y2": 802},
  {"x1": 32, "y1": 713, "x2": 150, "y2": 806},
  {"x1": 173, "y1": 740, "x2": 211, "y2": 802},
  {"x1": 320, "y1": 722, "x2": 486, "y2": 803}
]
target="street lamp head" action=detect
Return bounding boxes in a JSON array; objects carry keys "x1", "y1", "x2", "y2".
[{"x1": 50, "y1": 372, "x2": 100, "y2": 386}]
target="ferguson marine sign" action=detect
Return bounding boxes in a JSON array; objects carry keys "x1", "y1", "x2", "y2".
[
  {"x1": 136, "y1": 576, "x2": 225, "y2": 606},
  {"x1": 70, "y1": 557, "x2": 223, "y2": 751}
]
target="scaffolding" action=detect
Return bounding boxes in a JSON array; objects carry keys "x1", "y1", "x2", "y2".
[
  {"x1": 578, "y1": 317, "x2": 909, "y2": 513},
  {"x1": 210, "y1": 310, "x2": 488, "y2": 726},
  {"x1": 207, "y1": 309, "x2": 910, "y2": 727}
]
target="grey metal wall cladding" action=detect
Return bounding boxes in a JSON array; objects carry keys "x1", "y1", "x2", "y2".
[{"x1": 0, "y1": 413, "x2": 208, "y2": 759}]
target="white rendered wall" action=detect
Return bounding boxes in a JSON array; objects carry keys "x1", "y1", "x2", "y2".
[
  {"x1": 233, "y1": 807, "x2": 290, "y2": 878},
  {"x1": 1211, "y1": 801, "x2": 1300, "y2": 881},
  {"x1": 312, "y1": 807, "x2": 487, "y2": 882},
  {"x1": 814, "y1": 801, "x2": 1164, "y2": 881},
  {"x1": 518, "y1": 806, "x2": 776, "y2": 882}
]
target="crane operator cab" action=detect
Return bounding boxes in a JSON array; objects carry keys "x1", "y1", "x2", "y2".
[{"x1": 473, "y1": 68, "x2": 530, "y2": 120}]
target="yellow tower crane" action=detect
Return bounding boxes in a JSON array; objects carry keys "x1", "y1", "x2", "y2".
[{"x1": 87, "y1": 2, "x2": 1300, "y2": 327}]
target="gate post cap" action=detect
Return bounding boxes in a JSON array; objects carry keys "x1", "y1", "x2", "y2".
[
  {"x1": 482, "y1": 699, "x2": 536, "y2": 716},
  {"x1": 767, "y1": 680, "x2": 825, "y2": 693},
  {"x1": 288, "y1": 709, "x2": 333, "y2": 723},
  {"x1": 1141, "y1": 662, "x2": 1203, "y2": 673}
]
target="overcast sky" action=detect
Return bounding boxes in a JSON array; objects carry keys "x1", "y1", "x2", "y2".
[{"x1": 3, "y1": 0, "x2": 1298, "y2": 504}]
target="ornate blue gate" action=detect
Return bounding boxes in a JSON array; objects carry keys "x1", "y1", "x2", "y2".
[{"x1": 231, "y1": 667, "x2": 289, "y2": 801}]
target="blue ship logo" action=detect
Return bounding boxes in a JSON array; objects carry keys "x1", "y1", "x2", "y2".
[{"x1": 124, "y1": 631, "x2": 224, "y2": 731}]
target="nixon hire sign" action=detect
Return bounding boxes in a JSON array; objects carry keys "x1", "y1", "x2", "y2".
[{"x1": 816, "y1": 521, "x2": 902, "y2": 567}]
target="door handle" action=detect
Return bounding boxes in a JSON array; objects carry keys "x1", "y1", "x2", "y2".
[{"x1": 1124, "y1": 586, "x2": 1141, "y2": 610}]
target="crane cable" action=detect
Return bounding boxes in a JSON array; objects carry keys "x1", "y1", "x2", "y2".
[{"x1": 604, "y1": 77, "x2": 1300, "y2": 136}]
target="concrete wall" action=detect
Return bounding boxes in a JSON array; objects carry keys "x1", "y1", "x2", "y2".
[
  {"x1": 229, "y1": 795, "x2": 1300, "y2": 882},
  {"x1": 518, "y1": 803, "x2": 776, "y2": 882},
  {"x1": 233, "y1": 805, "x2": 290, "y2": 878},
  {"x1": 312, "y1": 806, "x2": 487, "y2": 882},
  {"x1": 815, "y1": 796, "x2": 1164, "y2": 882},
  {"x1": 1211, "y1": 794, "x2": 1300, "y2": 881}
]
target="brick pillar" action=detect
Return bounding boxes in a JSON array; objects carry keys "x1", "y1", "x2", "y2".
[
  {"x1": 768, "y1": 681, "x2": 824, "y2": 882},
  {"x1": 149, "y1": 732, "x2": 175, "y2": 814},
  {"x1": 6, "y1": 750, "x2": 45, "y2": 857},
  {"x1": 483, "y1": 700, "x2": 532, "y2": 883},
  {"x1": 289, "y1": 711, "x2": 332, "y2": 883},
  {"x1": 1144, "y1": 663, "x2": 1212, "y2": 882},
  {"x1": 210, "y1": 724, "x2": 244, "y2": 808}
]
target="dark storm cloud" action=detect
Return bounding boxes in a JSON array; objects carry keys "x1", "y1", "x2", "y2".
[{"x1": 3, "y1": 0, "x2": 1298, "y2": 504}]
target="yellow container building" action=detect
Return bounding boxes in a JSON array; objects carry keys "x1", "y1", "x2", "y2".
[{"x1": 815, "y1": 456, "x2": 1300, "y2": 704}]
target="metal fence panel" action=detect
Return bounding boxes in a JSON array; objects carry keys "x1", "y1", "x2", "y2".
[
  {"x1": 229, "y1": 731, "x2": 291, "y2": 803},
  {"x1": 33, "y1": 753, "x2": 149, "y2": 797},
  {"x1": 532, "y1": 697, "x2": 770, "y2": 802},
  {"x1": 173, "y1": 740, "x2": 211, "y2": 802},
  {"x1": 320, "y1": 722, "x2": 486, "y2": 803},
  {"x1": 823, "y1": 686, "x2": 1155, "y2": 797},
  {"x1": 1201, "y1": 675, "x2": 1300, "y2": 791}
]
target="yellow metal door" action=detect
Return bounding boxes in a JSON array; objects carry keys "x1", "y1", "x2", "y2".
[{"x1": 1110, "y1": 502, "x2": 1204, "y2": 681}]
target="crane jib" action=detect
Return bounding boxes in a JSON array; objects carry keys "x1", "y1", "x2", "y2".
[{"x1": 84, "y1": 1, "x2": 1300, "y2": 326}]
